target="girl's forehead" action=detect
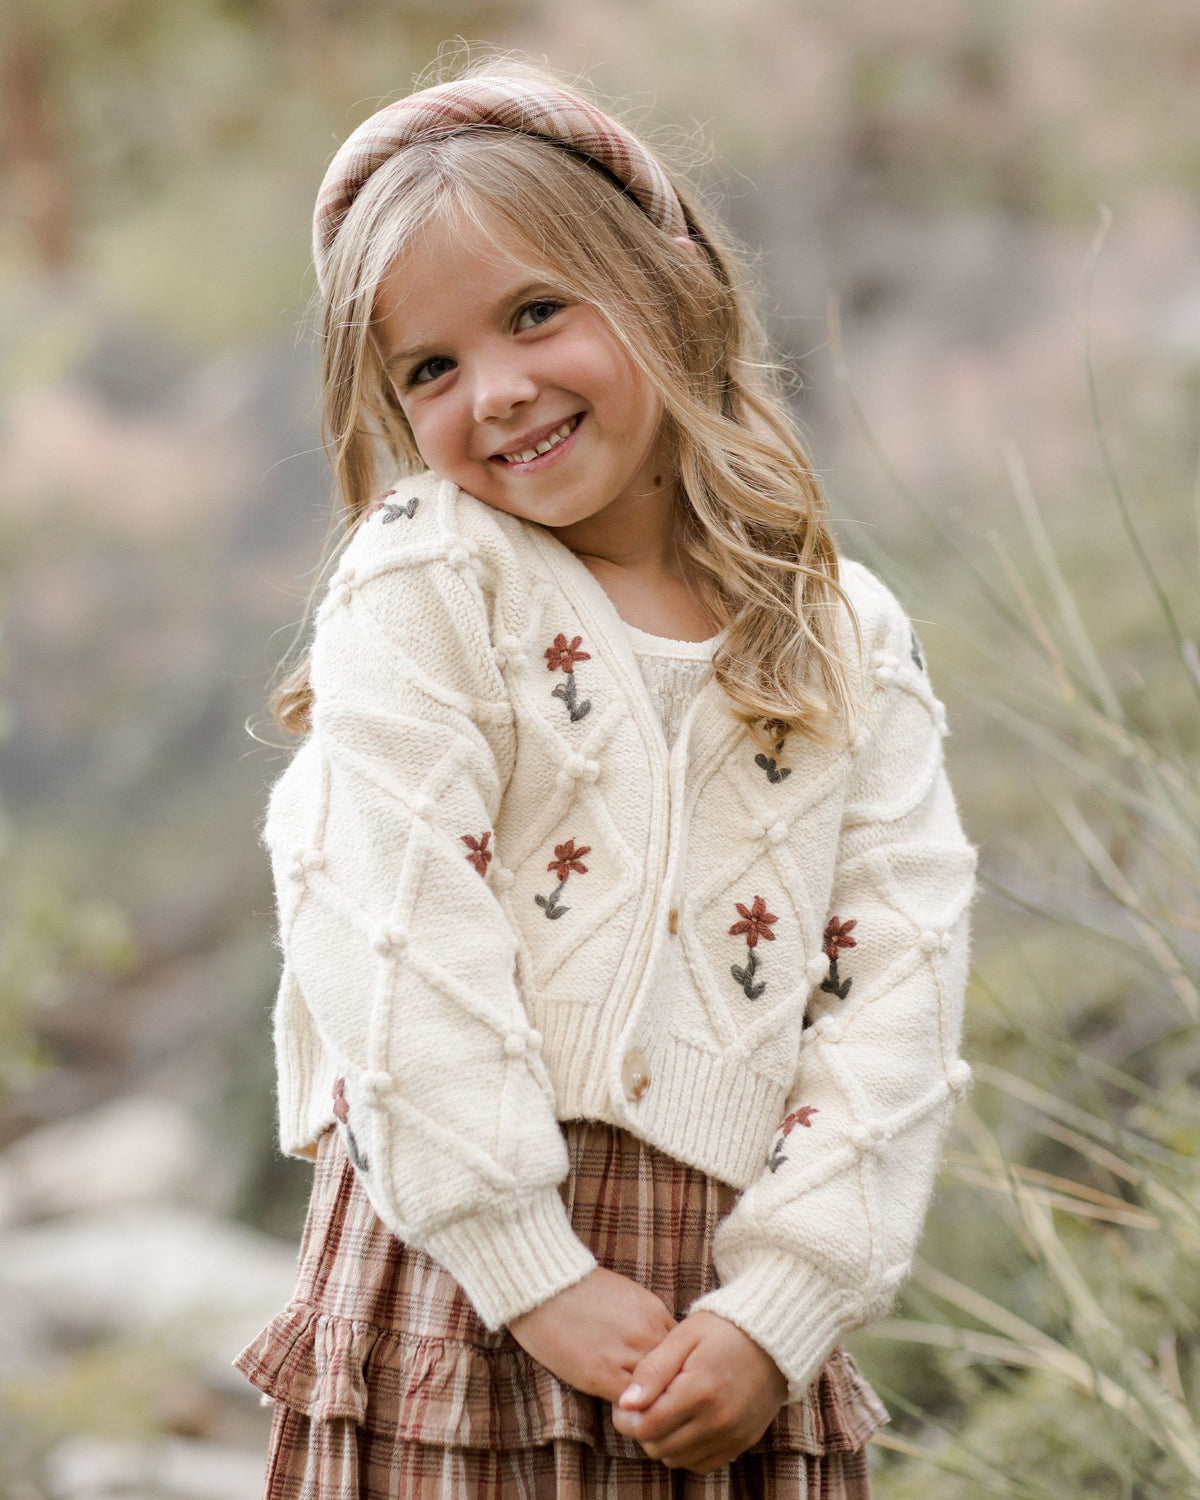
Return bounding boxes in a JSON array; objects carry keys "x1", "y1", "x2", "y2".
[
  {"x1": 390, "y1": 213, "x2": 561, "y2": 297},
  {"x1": 371, "y1": 215, "x2": 572, "y2": 340}
]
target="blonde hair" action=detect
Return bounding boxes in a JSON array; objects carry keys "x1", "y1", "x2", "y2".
[{"x1": 269, "y1": 58, "x2": 860, "y2": 749}]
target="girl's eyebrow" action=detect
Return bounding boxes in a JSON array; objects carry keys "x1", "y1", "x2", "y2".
[{"x1": 382, "y1": 281, "x2": 562, "y2": 372}]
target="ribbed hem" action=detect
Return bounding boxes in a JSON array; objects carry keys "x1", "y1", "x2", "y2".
[
  {"x1": 688, "y1": 1251, "x2": 859, "y2": 1404},
  {"x1": 541, "y1": 997, "x2": 788, "y2": 1188},
  {"x1": 635, "y1": 1034, "x2": 786, "y2": 1184},
  {"x1": 421, "y1": 1186, "x2": 598, "y2": 1331},
  {"x1": 277, "y1": 1011, "x2": 338, "y2": 1161}
]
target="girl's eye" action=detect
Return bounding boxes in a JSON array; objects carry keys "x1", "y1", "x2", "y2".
[
  {"x1": 516, "y1": 300, "x2": 562, "y2": 330},
  {"x1": 409, "y1": 355, "x2": 455, "y2": 387}
]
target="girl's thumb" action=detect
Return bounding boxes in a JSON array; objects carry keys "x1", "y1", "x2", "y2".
[{"x1": 618, "y1": 1323, "x2": 694, "y2": 1408}]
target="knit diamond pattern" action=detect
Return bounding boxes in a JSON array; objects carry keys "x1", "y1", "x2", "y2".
[{"x1": 263, "y1": 471, "x2": 977, "y2": 1400}]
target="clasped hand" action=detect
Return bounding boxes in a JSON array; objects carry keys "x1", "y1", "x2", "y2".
[{"x1": 507, "y1": 1266, "x2": 788, "y2": 1474}]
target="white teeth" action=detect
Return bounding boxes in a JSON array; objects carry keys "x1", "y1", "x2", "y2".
[{"x1": 499, "y1": 415, "x2": 579, "y2": 464}]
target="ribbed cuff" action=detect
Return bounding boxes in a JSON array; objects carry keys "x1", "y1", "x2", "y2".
[
  {"x1": 421, "y1": 1186, "x2": 598, "y2": 1331},
  {"x1": 687, "y1": 1250, "x2": 858, "y2": 1405}
]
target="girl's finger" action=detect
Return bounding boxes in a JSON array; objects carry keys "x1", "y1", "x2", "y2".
[
  {"x1": 637, "y1": 1412, "x2": 725, "y2": 1468},
  {"x1": 618, "y1": 1320, "x2": 701, "y2": 1410}
]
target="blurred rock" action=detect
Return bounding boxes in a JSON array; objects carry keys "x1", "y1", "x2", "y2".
[
  {"x1": 45, "y1": 1435, "x2": 265, "y2": 1500},
  {"x1": 0, "y1": 1095, "x2": 204, "y2": 1227},
  {"x1": 0, "y1": 1205, "x2": 297, "y2": 1390}
]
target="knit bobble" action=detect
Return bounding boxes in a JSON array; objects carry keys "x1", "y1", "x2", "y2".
[
  {"x1": 288, "y1": 849, "x2": 324, "y2": 882},
  {"x1": 503, "y1": 1032, "x2": 526, "y2": 1057},
  {"x1": 492, "y1": 865, "x2": 515, "y2": 891},
  {"x1": 372, "y1": 923, "x2": 409, "y2": 957},
  {"x1": 808, "y1": 1014, "x2": 845, "y2": 1046},
  {"x1": 559, "y1": 752, "x2": 600, "y2": 784},
  {"x1": 445, "y1": 538, "x2": 479, "y2": 573},
  {"x1": 527, "y1": 1029, "x2": 543, "y2": 1052},
  {"x1": 330, "y1": 565, "x2": 357, "y2": 609},
  {"x1": 493, "y1": 635, "x2": 527, "y2": 671},
  {"x1": 359, "y1": 1070, "x2": 394, "y2": 1107},
  {"x1": 411, "y1": 793, "x2": 438, "y2": 821},
  {"x1": 767, "y1": 818, "x2": 789, "y2": 845},
  {"x1": 947, "y1": 1060, "x2": 972, "y2": 1097},
  {"x1": 850, "y1": 1122, "x2": 891, "y2": 1158},
  {"x1": 805, "y1": 952, "x2": 831, "y2": 985},
  {"x1": 918, "y1": 929, "x2": 950, "y2": 955}
]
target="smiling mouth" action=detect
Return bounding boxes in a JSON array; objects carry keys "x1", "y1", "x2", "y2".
[{"x1": 492, "y1": 414, "x2": 582, "y2": 466}]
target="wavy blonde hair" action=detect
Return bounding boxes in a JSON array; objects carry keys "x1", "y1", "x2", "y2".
[{"x1": 269, "y1": 57, "x2": 860, "y2": 748}]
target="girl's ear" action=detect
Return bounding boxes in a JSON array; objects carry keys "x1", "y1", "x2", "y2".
[{"x1": 673, "y1": 234, "x2": 699, "y2": 254}]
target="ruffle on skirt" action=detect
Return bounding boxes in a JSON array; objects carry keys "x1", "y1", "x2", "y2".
[
  {"x1": 235, "y1": 1118, "x2": 888, "y2": 1473},
  {"x1": 236, "y1": 1299, "x2": 885, "y2": 1457}
]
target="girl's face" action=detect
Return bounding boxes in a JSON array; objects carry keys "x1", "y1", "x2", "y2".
[{"x1": 371, "y1": 216, "x2": 672, "y2": 532}]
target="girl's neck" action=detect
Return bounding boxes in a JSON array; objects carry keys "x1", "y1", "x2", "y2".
[{"x1": 553, "y1": 497, "x2": 719, "y2": 642}]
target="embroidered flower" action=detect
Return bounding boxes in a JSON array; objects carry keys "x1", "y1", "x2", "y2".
[
  {"x1": 767, "y1": 1103, "x2": 818, "y2": 1171},
  {"x1": 545, "y1": 633, "x2": 592, "y2": 721},
  {"x1": 823, "y1": 916, "x2": 857, "y2": 962},
  {"x1": 821, "y1": 915, "x2": 856, "y2": 999},
  {"x1": 332, "y1": 1077, "x2": 370, "y2": 1171},
  {"x1": 754, "y1": 718, "x2": 792, "y2": 782},
  {"x1": 364, "y1": 491, "x2": 419, "y2": 523},
  {"x1": 332, "y1": 1075, "x2": 349, "y2": 1124},
  {"x1": 536, "y1": 837, "x2": 591, "y2": 919},
  {"x1": 754, "y1": 748, "x2": 791, "y2": 784},
  {"x1": 462, "y1": 830, "x2": 493, "y2": 876},
  {"x1": 729, "y1": 895, "x2": 778, "y2": 947},
  {"x1": 362, "y1": 491, "x2": 393, "y2": 520},
  {"x1": 731, "y1": 948, "x2": 767, "y2": 1000},
  {"x1": 780, "y1": 1105, "x2": 818, "y2": 1136},
  {"x1": 545, "y1": 634, "x2": 591, "y2": 673},
  {"x1": 548, "y1": 838, "x2": 591, "y2": 882}
]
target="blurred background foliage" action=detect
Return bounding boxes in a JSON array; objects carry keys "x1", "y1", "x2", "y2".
[{"x1": 0, "y1": 1, "x2": 1197, "y2": 1496}]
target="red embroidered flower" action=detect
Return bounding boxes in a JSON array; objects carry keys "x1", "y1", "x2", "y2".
[
  {"x1": 462, "y1": 830, "x2": 493, "y2": 876},
  {"x1": 823, "y1": 916, "x2": 857, "y2": 962},
  {"x1": 545, "y1": 634, "x2": 591, "y2": 673},
  {"x1": 729, "y1": 895, "x2": 778, "y2": 947},
  {"x1": 780, "y1": 1105, "x2": 818, "y2": 1137},
  {"x1": 332, "y1": 1076, "x2": 349, "y2": 1124},
  {"x1": 548, "y1": 838, "x2": 591, "y2": 881},
  {"x1": 362, "y1": 491, "x2": 393, "y2": 520}
]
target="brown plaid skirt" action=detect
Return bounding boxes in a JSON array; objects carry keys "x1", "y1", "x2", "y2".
[{"x1": 235, "y1": 1120, "x2": 887, "y2": 1498}]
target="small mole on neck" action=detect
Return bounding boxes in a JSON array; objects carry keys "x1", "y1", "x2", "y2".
[{"x1": 653, "y1": 474, "x2": 663, "y2": 487}]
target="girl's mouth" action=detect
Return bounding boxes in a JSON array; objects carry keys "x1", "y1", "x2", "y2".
[{"x1": 490, "y1": 413, "x2": 583, "y2": 470}]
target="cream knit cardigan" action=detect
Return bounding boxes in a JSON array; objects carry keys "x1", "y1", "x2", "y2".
[{"x1": 264, "y1": 469, "x2": 976, "y2": 1404}]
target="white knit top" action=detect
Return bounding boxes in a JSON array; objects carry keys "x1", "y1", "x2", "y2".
[
  {"x1": 622, "y1": 620, "x2": 720, "y2": 749},
  {"x1": 261, "y1": 470, "x2": 977, "y2": 1404}
]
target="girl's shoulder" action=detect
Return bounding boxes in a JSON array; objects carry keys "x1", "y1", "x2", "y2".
[
  {"x1": 836, "y1": 556, "x2": 921, "y2": 658},
  {"x1": 341, "y1": 469, "x2": 535, "y2": 582}
]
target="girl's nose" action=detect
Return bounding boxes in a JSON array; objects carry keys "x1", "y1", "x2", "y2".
[{"x1": 471, "y1": 358, "x2": 538, "y2": 424}]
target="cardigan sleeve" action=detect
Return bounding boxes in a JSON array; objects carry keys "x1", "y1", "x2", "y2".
[
  {"x1": 687, "y1": 580, "x2": 977, "y2": 1403},
  {"x1": 262, "y1": 499, "x2": 597, "y2": 1329}
]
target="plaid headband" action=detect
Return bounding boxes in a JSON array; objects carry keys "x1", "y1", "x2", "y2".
[{"x1": 312, "y1": 77, "x2": 689, "y2": 295}]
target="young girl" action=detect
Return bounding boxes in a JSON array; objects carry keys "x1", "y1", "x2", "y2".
[{"x1": 236, "y1": 58, "x2": 976, "y2": 1499}]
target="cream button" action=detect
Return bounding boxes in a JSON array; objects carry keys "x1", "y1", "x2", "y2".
[{"x1": 621, "y1": 1049, "x2": 651, "y2": 1101}]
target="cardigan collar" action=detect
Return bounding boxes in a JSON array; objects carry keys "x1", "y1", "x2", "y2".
[{"x1": 523, "y1": 520, "x2": 738, "y2": 776}]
